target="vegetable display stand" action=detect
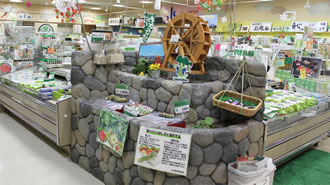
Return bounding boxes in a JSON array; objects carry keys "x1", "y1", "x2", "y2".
[
  {"x1": 213, "y1": 57, "x2": 263, "y2": 117},
  {"x1": 213, "y1": 90, "x2": 263, "y2": 117}
]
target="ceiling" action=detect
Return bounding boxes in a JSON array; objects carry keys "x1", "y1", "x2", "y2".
[{"x1": 3, "y1": 0, "x2": 274, "y2": 14}]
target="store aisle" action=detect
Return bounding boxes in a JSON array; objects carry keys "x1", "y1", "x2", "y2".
[{"x1": 0, "y1": 113, "x2": 104, "y2": 185}]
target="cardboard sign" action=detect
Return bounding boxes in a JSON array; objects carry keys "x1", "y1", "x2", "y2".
[
  {"x1": 174, "y1": 100, "x2": 190, "y2": 114},
  {"x1": 134, "y1": 126, "x2": 192, "y2": 176},
  {"x1": 115, "y1": 84, "x2": 129, "y2": 96},
  {"x1": 300, "y1": 68, "x2": 306, "y2": 79}
]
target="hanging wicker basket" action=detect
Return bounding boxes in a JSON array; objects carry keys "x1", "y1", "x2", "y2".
[{"x1": 212, "y1": 90, "x2": 263, "y2": 117}]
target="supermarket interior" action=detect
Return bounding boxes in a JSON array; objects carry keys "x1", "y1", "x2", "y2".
[{"x1": 0, "y1": 0, "x2": 329, "y2": 185}]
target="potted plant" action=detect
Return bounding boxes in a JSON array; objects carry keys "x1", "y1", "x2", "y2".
[{"x1": 149, "y1": 63, "x2": 161, "y2": 79}]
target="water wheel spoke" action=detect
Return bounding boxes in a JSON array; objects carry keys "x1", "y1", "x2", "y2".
[{"x1": 182, "y1": 21, "x2": 199, "y2": 40}]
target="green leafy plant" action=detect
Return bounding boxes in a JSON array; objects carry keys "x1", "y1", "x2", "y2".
[
  {"x1": 132, "y1": 58, "x2": 151, "y2": 76},
  {"x1": 192, "y1": 117, "x2": 214, "y2": 129}
]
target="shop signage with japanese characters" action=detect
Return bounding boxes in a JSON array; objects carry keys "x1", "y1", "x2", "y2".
[
  {"x1": 134, "y1": 126, "x2": 192, "y2": 176},
  {"x1": 250, "y1": 22, "x2": 272, "y2": 32}
]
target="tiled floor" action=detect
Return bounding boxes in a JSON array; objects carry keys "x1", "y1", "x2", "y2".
[
  {"x1": 314, "y1": 136, "x2": 330, "y2": 153},
  {"x1": 0, "y1": 113, "x2": 104, "y2": 185}
]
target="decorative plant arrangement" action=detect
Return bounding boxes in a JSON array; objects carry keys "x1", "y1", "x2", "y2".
[
  {"x1": 132, "y1": 58, "x2": 151, "y2": 76},
  {"x1": 192, "y1": 117, "x2": 214, "y2": 128},
  {"x1": 149, "y1": 63, "x2": 161, "y2": 78}
]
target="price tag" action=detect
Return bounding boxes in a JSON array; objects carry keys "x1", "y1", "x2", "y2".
[
  {"x1": 124, "y1": 106, "x2": 138, "y2": 117},
  {"x1": 48, "y1": 48, "x2": 55, "y2": 54},
  {"x1": 300, "y1": 68, "x2": 306, "y2": 79},
  {"x1": 174, "y1": 100, "x2": 190, "y2": 114},
  {"x1": 115, "y1": 84, "x2": 129, "y2": 96},
  {"x1": 170, "y1": 35, "x2": 180, "y2": 43}
]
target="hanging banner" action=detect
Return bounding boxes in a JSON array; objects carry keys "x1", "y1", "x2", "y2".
[
  {"x1": 97, "y1": 110, "x2": 129, "y2": 156},
  {"x1": 160, "y1": 5, "x2": 200, "y2": 23},
  {"x1": 134, "y1": 126, "x2": 192, "y2": 176},
  {"x1": 280, "y1": 11, "x2": 296, "y2": 21},
  {"x1": 142, "y1": 13, "x2": 155, "y2": 43},
  {"x1": 35, "y1": 23, "x2": 57, "y2": 33}
]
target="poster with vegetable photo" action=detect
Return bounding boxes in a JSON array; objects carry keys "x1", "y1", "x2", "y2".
[
  {"x1": 97, "y1": 110, "x2": 129, "y2": 156},
  {"x1": 291, "y1": 56, "x2": 322, "y2": 79}
]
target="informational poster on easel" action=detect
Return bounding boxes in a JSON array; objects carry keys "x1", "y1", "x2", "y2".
[{"x1": 134, "y1": 126, "x2": 192, "y2": 176}]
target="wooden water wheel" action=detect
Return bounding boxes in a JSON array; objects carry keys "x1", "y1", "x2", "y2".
[{"x1": 161, "y1": 12, "x2": 212, "y2": 74}]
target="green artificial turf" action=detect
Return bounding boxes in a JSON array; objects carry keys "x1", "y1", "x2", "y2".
[{"x1": 274, "y1": 149, "x2": 330, "y2": 185}]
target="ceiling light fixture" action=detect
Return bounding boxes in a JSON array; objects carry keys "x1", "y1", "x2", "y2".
[
  {"x1": 9, "y1": 0, "x2": 23, "y2": 2},
  {"x1": 140, "y1": 0, "x2": 153, "y2": 4},
  {"x1": 90, "y1": 7, "x2": 102, "y2": 10},
  {"x1": 112, "y1": 4, "x2": 125, "y2": 7}
]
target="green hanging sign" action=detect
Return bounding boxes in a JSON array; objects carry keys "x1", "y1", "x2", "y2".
[{"x1": 142, "y1": 13, "x2": 156, "y2": 43}]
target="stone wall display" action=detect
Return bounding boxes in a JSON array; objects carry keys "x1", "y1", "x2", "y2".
[{"x1": 70, "y1": 51, "x2": 267, "y2": 185}]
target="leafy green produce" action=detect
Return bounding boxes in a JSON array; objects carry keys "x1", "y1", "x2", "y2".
[{"x1": 192, "y1": 117, "x2": 214, "y2": 129}]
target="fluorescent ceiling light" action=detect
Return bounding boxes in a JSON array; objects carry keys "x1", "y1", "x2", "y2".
[
  {"x1": 112, "y1": 4, "x2": 125, "y2": 7},
  {"x1": 10, "y1": 0, "x2": 23, "y2": 2},
  {"x1": 91, "y1": 7, "x2": 102, "y2": 10},
  {"x1": 140, "y1": 0, "x2": 154, "y2": 4}
]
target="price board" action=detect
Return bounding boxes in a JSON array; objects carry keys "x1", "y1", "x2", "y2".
[
  {"x1": 115, "y1": 83, "x2": 129, "y2": 96},
  {"x1": 174, "y1": 100, "x2": 190, "y2": 114}
]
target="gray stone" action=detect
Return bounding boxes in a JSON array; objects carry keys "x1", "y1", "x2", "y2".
[
  {"x1": 95, "y1": 145, "x2": 103, "y2": 161},
  {"x1": 72, "y1": 51, "x2": 92, "y2": 66},
  {"x1": 117, "y1": 159, "x2": 124, "y2": 171},
  {"x1": 119, "y1": 73, "x2": 132, "y2": 86},
  {"x1": 166, "y1": 96, "x2": 179, "y2": 114},
  {"x1": 72, "y1": 115, "x2": 79, "y2": 130},
  {"x1": 75, "y1": 98, "x2": 85, "y2": 118},
  {"x1": 222, "y1": 143, "x2": 238, "y2": 164},
  {"x1": 248, "y1": 120, "x2": 264, "y2": 142},
  {"x1": 71, "y1": 98, "x2": 76, "y2": 114},
  {"x1": 234, "y1": 76, "x2": 248, "y2": 92},
  {"x1": 84, "y1": 76, "x2": 106, "y2": 91},
  {"x1": 142, "y1": 100, "x2": 148, "y2": 106},
  {"x1": 94, "y1": 116, "x2": 99, "y2": 133},
  {"x1": 80, "y1": 101, "x2": 92, "y2": 117},
  {"x1": 71, "y1": 148, "x2": 80, "y2": 163},
  {"x1": 138, "y1": 166, "x2": 154, "y2": 182},
  {"x1": 143, "y1": 78, "x2": 161, "y2": 89},
  {"x1": 131, "y1": 166, "x2": 138, "y2": 177},
  {"x1": 124, "y1": 139, "x2": 134, "y2": 151},
  {"x1": 76, "y1": 144, "x2": 86, "y2": 155},
  {"x1": 191, "y1": 176, "x2": 215, "y2": 185},
  {"x1": 179, "y1": 84, "x2": 192, "y2": 102},
  {"x1": 205, "y1": 94, "x2": 215, "y2": 110},
  {"x1": 192, "y1": 84, "x2": 211, "y2": 106},
  {"x1": 75, "y1": 130, "x2": 86, "y2": 146},
  {"x1": 91, "y1": 90, "x2": 102, "y2": 98},
  {"x1": 162, "y1": 80, "x2": 182, "y2": 94},
  {"x1": 125, "y1": 57, "x2": 137, "y2": 66},
  {"x1": 212, "y1": 162, "x2": 227, "y2": 184},
  {"x1": 89, "y1": 122, "x2": 95, "y2": 133},
  {"x1": 225, "y1": 58, "x2": 240, "y2": 75},
  {"x1": 123, "y1": 151, "x2": 135, "y2": 169},
  {"x1": 129, "y1": 87, "x2": 141, "y2": 102},
  {"x1": 186, "y1": 166, "x2": 198, "y2": 180},
  {"x1": 208, "y1": 81, "x2": 224, "y2": 94},
  {"x1": 102, "y1": 149, "x2": 110, "y2": 163},
  {"x1": 108, "y1": 70, "x2": 118, "y2": 82},
  {"x1": 210, "y1": 108, "x2": 220, "y2": 119},
  {"x1": 196, "y1": 105, "x2": 211, "y2": 119},
  {"x1": 71, "y1": 66, "x2": 85, "y2": 85},
  {"x1": 207, "y1": 70, "x2": 219, "y2": 81},
  {"x1": 192, "y1": 130, "x2": 214, "y2": 147},
  {"x1": 204, "y1": 143, "x2": 223, "y2": 163},
  {"x1": 147, "y1": 89, "x2": 158, "y2": 110},
  {"x1": 87, "y1": 114, "x2": 93, "y2": 123},
  {"x1": 101, "y1": 91, "x2": 109, "y2": 98},
  {"x1": 238, "y1": 138, "x2": 250, "y2": 155},
  {"x1": 95, "y1": 66, "x2": 108, "y2": 84},
  {"x1": 108, "y1": 156, "x2": 117, "y2": 173},
  {"x1": 189, "y1": 142, "x2": 204, "y2": 166},
  {"x1": 186, "y1": 108, "x2": 198, "y2": 123},
  {"x1": 246, "y1": 74, "x2": 266, "y2": 87},
  {"x1": 245, "y1": 59, "x2": 267, "y2": 77},
  {"x1": 123, "y1": 51, "x2": 137, "y2": 57},
  {"x1": 123, "y1": 169, "x2": 132, "y2": 184},
  {"x1": 139, "y1": 88, "x2": 148, "y2": 100},
  {"x1": 121, "y1": 65, "x2": 135, "y2": 73},
  {"x1": 91, "y1": 168, "x2": 104, "y2": 181},
  {"x1": 214, "y1": 128, "x2": 234, "y2": 146},
  {"x1": 258, "y1": 137, "x2": 264, "y2": 156},
  {"x1": 72, "y1": 84, "x2": 90, "y2": 99},
  {"x1": 86, "y1": 144, "x2": 95, "y2": 158},
  {"x1": 132, "y1": 76, "x2": 144, "y2": 90},
  {"x1": 72, "y1": 131, "x2": 77, "y2": 148},
  {"x1": 157, "y1": 102, "x2": 168, "y2": 113},
  {"x1": 89, "y1": 132, "x2": 99, "y2": 149},
  {"x1": 229, "y1": 124, "x2": 249, "y2": 143},
  {"x1": 154, "y1": 171, "x2": 165, "y2": 185},
  {"x1": 78, "y1": 156, "x2": 90, "y2": 172},
  {"x1": 205, "y1": 56, "x2": 226, "y2": 71},
  {"x1": 129, "y1": 120, "x2": 140, "y2": 141},
  {"x1": 164, "y1": 178, "x2": 189, "y2": 185},
  {"x1": 199, "y1": 163, "x2": 216, "y2": 176},
  {"x1": 106, "y1": 82, "x2": 115, "y2": 95},
  {"x1": 248, "y1": 142, "x2": 259, "y2": 156},
  {"x1": 132, "y1": 177, "x2": 144, "y2": 185},
  {"x1": 81, "y1": 60, "x2": 96, "y2": 75},
  {"x1": 78, "y1": 119, "x2": 90, "y2": 141},
  {"x1": 156, "y1": 87, "x2": 172, "y2": 103},
  {"x1": 218, "y1": 70, "x2": 232, "y2": 82},
  {"x1": 104, "y1": 172, "x2": 116, "y2": 185},
  {"x1": 244, "y1": 87, "x2": 266, "y2": 100},
  {"x1": 100, "y1": 161, "x2": 108, "y2": 173}
]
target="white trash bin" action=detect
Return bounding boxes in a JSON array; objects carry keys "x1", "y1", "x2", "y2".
[{"x1": 228, "y1": 157, "x2": 276, "y2": 185}]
